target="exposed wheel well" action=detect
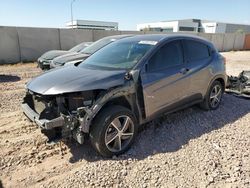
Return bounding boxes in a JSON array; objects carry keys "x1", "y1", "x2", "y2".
[
  {"x1": 103, "y1": 96, "x2": 132, "y2": 110},
  {"x1": 90, "y1": 96, "x2": 135, "y2": 131}
]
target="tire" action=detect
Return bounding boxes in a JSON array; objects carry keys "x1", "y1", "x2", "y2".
[
  {"x1": 200, "y1": 80, "x2": 223, "y2": 110},
  {"x1": 90, "y1": 105, "x2": 138, "y2": 157}
]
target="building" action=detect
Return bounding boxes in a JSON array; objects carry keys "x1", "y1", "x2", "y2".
[
  {"x1": 137, "y1": 19, "x2": 250, "y2": 33},
  {"x1": 66, "y1": 20, "x2": 118, "y2": 30}
]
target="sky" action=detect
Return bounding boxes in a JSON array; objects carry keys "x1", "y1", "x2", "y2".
[{"x1": 0, "y1": 0, "x2": 250, "y2": 30}]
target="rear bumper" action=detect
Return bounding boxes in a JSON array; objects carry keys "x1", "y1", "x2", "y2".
[{"x1": 21, "y1": 103, "x2": 65, "y2": 130}]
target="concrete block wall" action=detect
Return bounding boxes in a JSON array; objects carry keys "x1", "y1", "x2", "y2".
[
  {"x1": 59, "y1": 29, "x2": 93, "y2": 50},
  {"x1": 17, "y1": 27, "x2": 60, "y2": 61},
  {"x1": 0, "y1": 26, "x2": 248, "y2": 64},
  {"x1": 0, "y1": 26, "x2": 20, "y2": 64},
  {"x1": 233, "y1": 33, "x2": 245, "y2": 50},
  {"x1": 198, "y1": 33, "x2": 212, "y2": 41},
  {"x1": 120, "y1": 31, "x2": 143, "y2": 35},
  {"x1": 211, "y1": 33, "x2": 224, "y2": 51},
  {"x1": 92, "y1": 30, "x2": 121, "y2": 41},
  {"x1": 222, "y1": 33, "x2": 235, "y2": 51}
]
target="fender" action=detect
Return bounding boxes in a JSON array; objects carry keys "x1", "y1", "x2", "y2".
[
  {"x1": 78, "y1": 82, "x2": 137, "y2": 133},
  {"x1": 205, "y1": 74, "x2": 227, "y2": 97}
]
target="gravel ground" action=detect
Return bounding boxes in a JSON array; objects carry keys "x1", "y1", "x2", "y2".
[{"x1": 0, "y1": 51, "x2": 250, "y2": 188}]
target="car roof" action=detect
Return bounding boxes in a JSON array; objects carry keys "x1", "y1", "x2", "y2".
[
  {"x1": 101, "y1": 34, "x2": 134, "y2": 40},
  {"x1": 116, "y1": 34, "x2": 213, "y2": 47}
]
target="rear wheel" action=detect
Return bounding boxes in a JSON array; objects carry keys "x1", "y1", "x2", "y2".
[
  {"x1": 90, "y1": 105, "x2": 137, "y2": 157},
  {"x1": 200, "y1": 80, "x2": 223, "y2": 110}
]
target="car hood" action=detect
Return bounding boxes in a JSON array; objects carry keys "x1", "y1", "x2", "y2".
[
  {"x1": 27, "y1": 65, "x2": 126, "y2": 95},
  {"x1": 53, "y1": 52, "x2": 90, "y2": 64},
  {"x1": 40, "y1": 50, "x2": 69, "y2": 60}
]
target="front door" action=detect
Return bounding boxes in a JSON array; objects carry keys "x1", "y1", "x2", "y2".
[{"x1": 140, "y1": 40, "x2": 190, "y2": 118}]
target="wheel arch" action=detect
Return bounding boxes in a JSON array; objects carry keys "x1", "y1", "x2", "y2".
[
  {"x1": 79, "y1": 84, "x2": 141, "y2": 133},
  {"x1": 207, "y1": 74, "x2": 227, "y2": 94},
  {"x1": 87, "y1": 96, "x2": 140, "y2": 132}
]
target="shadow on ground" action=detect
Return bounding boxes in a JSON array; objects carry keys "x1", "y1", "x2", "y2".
[
  {"x1": 0, "y1": 75, "x2": 21, "y2": 83},
  {"x1": 66, "y1": 94, "x2": 250, "y2": 163}
]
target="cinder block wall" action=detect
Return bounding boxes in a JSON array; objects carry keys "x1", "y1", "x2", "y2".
[{"x1": 0, "y1": 26, "x2": 248, "y2": 64}]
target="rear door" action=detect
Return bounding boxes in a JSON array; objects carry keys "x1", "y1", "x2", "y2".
[
  {"x1": 140, "y1": 40, "x2": 190, "y2": 118},
  {"x1": 183, "y1": 40, "x2": 213, "y2": 96}
]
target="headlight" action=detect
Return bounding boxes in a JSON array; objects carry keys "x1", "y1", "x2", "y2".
[{"x1": 43, "y1": 60, "x2": 52, "y2": 65}]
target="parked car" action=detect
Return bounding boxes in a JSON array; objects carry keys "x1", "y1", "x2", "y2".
[
  {"x1": 49, "y1": 35, "x2": 131, "y2": 69},
  {"x1": 37, "y1": 42, "x2": 92, "y2": 70},
  {"x1": 22, "y1": 34, "x2": 227, "y2": 157}
]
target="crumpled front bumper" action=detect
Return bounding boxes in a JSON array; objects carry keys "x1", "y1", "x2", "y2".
[{"x1": 21, "y1": 103, "x2": 65, "y2": 130}]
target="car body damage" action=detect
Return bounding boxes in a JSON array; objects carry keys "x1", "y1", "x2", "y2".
[
  {"x1": 22, "y1": 34, "x2": 227, "y2": 156},
  {"x1": 79, "y1": 70, "x2": 141, "y2": 133},
  {"x1": 22, "y1": 68, "x2": 142, "y2": 144},
  {"x1": 26, "y1": 65, "x2": 127, "y2": 95},
  {"x1": 226, "y1": 71, "x2": 250, "y2": 98}
]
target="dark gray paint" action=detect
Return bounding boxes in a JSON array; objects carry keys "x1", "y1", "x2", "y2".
[
  {"x1": 22, "y1": 33, "x2": 228, "y2": 148},
  {"x1": 26, "y1": 34, "x2": 227, "y2": 119},
  {"x1": 27, "y1": 65, "x2": 126, "y2": 95}
]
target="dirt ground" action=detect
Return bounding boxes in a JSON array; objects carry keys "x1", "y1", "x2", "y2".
[{"x1": 0, "y1": 51, "x2": 249, "y2": 188}]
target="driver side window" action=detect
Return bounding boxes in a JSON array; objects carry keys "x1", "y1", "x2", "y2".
[{"x1": 148, "y1": 40, "x2": 183, "y2": 72}]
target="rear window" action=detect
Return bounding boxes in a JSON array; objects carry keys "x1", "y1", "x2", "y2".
[{"x1": 184, "y1": 40, "x2": 210, "y2": 61}]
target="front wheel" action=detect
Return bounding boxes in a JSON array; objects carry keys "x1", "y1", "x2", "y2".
[
  {"x1": 200, "y1": 80, "x2": 223, "y2": 110},
  {"x1": 90, "y1": 105, "x2": 138, "y2": 157}
]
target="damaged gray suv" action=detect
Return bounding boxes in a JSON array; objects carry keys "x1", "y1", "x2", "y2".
[{"x1": 22, "y1": 34, "x2": 227, "y2": 157}]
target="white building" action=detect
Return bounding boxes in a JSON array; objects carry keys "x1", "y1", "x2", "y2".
[
  {"x1": 201, "y1": 22, "x2": 250, "y2": 33},
  {"x1": 66, "y1": 20, "x2": 118, "y2": 30},
  {"x1": 137, "y1": 19, "x2": 250, "y2": 33}
]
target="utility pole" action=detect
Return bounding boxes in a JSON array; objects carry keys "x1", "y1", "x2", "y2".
[{"x1": 71, "y1": 0, "x2": 76, "y2": 29}]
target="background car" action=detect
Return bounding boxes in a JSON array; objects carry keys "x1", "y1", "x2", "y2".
[
  {"x1": 37, "y1": 41, "x2": 92, "y2": 70},
  {"x1": 22, "y1": 34, "x2": 227, "y2": 157},
  {"x1": 49, "y1": 35, "x2": 132, "y2": 69}
]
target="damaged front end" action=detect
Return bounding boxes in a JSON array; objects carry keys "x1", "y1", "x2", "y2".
[
  {"x1": 22, "y1": 79, "x2": 138, "y2": 144},
  {"x1": 226, "y1": 71, "x2": 250, "y2": 99},
  {"x1": 22, "y1": 89, "x2": 98, "y2": 144}
]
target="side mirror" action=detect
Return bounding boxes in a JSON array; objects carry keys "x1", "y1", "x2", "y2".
[{"x1": 124, "y1": 72, "x2": 132, "y2": 80}]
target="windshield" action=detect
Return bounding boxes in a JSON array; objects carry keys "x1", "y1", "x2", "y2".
[
  {"x1": 69, "y1": 42, "x2": 91, "y2": 52},
  {"x1": 79, "y1": 40, "x2": 155, "y2": 70},
  {"x1": 80, "y1": 38, "x2": 114, "y2": 54}
]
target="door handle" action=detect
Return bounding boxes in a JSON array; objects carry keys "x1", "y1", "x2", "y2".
[{"x1": 180, "y1": 68, "x2": 189, "y2": 74}]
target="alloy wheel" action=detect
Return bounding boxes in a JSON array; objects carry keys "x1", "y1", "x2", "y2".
[
  {"x1": 105, "y1": 115, "x2": 134, "y2": 152},
  {"x1": 209, "y1": 84, "x2": 222, "y2": 108}
]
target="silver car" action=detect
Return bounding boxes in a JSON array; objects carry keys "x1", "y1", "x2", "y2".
[
  {"x1": 22, "y1": 34, "x2": 227, "y2": 157},
  {"x1": 37, "y1": 42, "x2": 92, "y2": 70}
]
